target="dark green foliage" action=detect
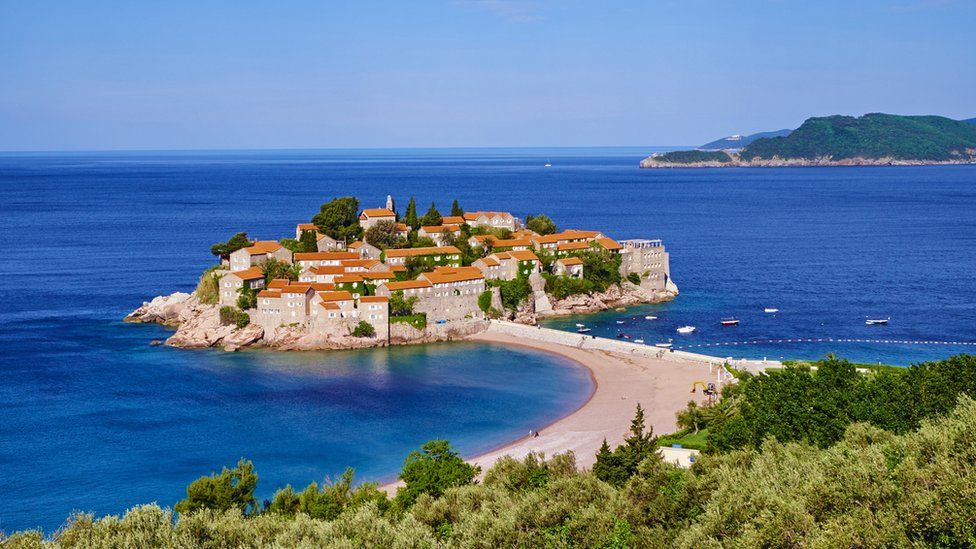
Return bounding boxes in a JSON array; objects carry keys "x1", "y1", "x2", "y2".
[
  {"x1": 267, "y1": 468, "x2": 388, "y2": 520},
  {"x1": 708, "y1": 354, "x2": 976, "y2": 452},
  {"x1": 741, "y1": 113, "x2": 976, "y2": 161},
  {"x1": 593, "y1": 404, "x2": 657, "y2": 487},
  {"x1": 312, "y1": 196, "x2": 362, "y2": 241},
  {"x1": 279, "y1": 229, "x2": 319, "y2": 254},
  {"x1": 388, "y1": 290, "x2": 418, "y2": 316},
  {"x1": 477, "y1": 290, "x2": 492, "y2": 313},
  {"x1": 483, "y1": 452, "x2": 577, "y2": 492},
  {"x1": 351, "y1": 320, "x2": 376, "y2": 338},
  {"x1": 364, "y1": 219, "x2": 398, "y2": 249},
  {"x1": 544, "y1": 273, "x2": 594, "y2": 299},
  {"x1": 195, "y1": 267, "x2": 221, "y2": 305},
  {"x1": 577, "y1": 246, "x2": 622, "y2": 292},
  {"x1": 219, "y1": 306, "x2": 250, "y2": 328},
  {"x1": 211, "y1": 232, "x2": 253, "y2": 258},
  {"x1": 261, "y1": 258, "x2": 300, "y2": 283},
  {"x1": 525, "y1": 214, "x2": 557, "y2": 235},
  {"x1": 450, "y1": 199, "x2": 463, "y2": 217},
  {"x1": 649, "y1": 150, "x2": 732, "y2": 164},
  {"x1": 236, "y1": 286, "x2": 257, "y2": 310},
  {"x1": 174, "y1": 459, "x2": 258, "y2": 516},
  {"x1": 626, "y1": 272, "x2": 641, "y2": 285},
  {"x1": 492, "y1": 273, "x2": 531, "y2": 311},
  {"x1": 404, "y1": 197, "x2": 419, "y2": 230},
  {"x1": 395, "y1": 440, "x2": 479, "y2": 508},
  {"x1": 419, "y1": 202, "x2": 442, "y2": 227}
]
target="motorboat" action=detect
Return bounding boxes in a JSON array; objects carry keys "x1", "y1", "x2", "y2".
[
  {"x1": 677, "y1": 326, "x2": 696, "y2": 334},
  {"x1": 644, "y1": 315, "x2": 658, "y2": 320},
  {"x1": 866, "y1": 318, "x2": 889, "y2": 326},
  {"x1": 577, "y1": 327, "x2": 592, "y2": 333},
  {"x1": 575, "y1": 323, "x2": 585, "y2": 328},
  {"x1": 617, "y1": 333, "x2": 633, "y2": 340},
  {"x1": 544, "y1": 159, "x2": 552, "y2": 167},
  {"x1": 634, "y1": 338, "x2": 645, "y2": 344},
  {"x1": 721, "y1": 317, "x2": 740, "y2": 326},
  {"x1": 764, "y1": 308, "x2": 779, "y2": 313},
  {"x1": 615, "y1": 320, "x2": 625, "y2": 324},
  {"x1": 655, "y1": 342, "x2": 673, "y2": 348}
]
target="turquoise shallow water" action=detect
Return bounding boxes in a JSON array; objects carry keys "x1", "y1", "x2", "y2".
[{"x1": 1, "y1": 148, "x2": 974, "y2": 531}]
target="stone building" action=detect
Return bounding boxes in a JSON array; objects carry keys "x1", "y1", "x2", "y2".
[
  {"x1": 229, "y1": 241, "x2": 292, "y2": 272},
  {"x1": 218, "y1": 267, "x2": 265, "y2": 307},
  {"x1": 358, "y1": 208, "x2": 396, "y2": 230},
  {"x1": 463, "y1": 211, "x2": 520, "y2": 231},
  {"x1": 618, "y1": 239, "x2": 671, "y2": 290}
]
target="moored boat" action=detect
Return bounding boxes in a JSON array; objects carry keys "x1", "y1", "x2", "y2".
[
  {"x1": 577, "y1": 327, "x2": 592, "y2": 333},
  {"x1": 866, "y1": 318, "x2": 889, "y2": 325},
  {"x1": 645, "y1": 315, "x2": 658, "y2": 320},
  {"x1": 677, "y1": 325, "x2": 696, "y2": 334},
  {"x1": 721, "y1": 317, "x2": 740, "y2": 326},
  {"x1": 764, "y1": 308, "x2": 779, "y2": 313}
]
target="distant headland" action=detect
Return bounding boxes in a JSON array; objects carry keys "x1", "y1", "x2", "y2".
[
  {"x1": 641, "y1": 113, "x2": 976, "y2": 168},
  {"x1": 126, "y1": 196, "x2": 677, "y2": 351}
]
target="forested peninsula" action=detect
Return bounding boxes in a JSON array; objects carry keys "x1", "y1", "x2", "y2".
[{"x1": 641, "y1": 113, "x2": 976, "y2": 168}]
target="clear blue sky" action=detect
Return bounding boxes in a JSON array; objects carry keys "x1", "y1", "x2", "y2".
[{"x1": 1, "y1": 0, "x2": 973, "y2": 151}]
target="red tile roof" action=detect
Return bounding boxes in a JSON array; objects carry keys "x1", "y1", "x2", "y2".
[
  {"x1": 418, "y1": 266, "x2": 485, "y2": 284},
  {"x1": 359, "y1": 296, "x2": 389, "y2": 303},
  {"x1": 295, "y1": 251, "x2": 360, "y2": 261},
  {"x1": 384, "y1": 246, "x2": 461, "y2": 258},
  {"x1": 381, "y1": 280, "x2": 433, "y2": 291},
  {"x1": 229, "y1": 266, "x2": 264, "y2": 280},
  {"x1": 360, "y1": 208, "x2": 395, "y2": 218},
  {"x1": 242, "y1": 240, "x2": 282, "y2": 255},
  {"x1": 318, "y1": 290, "x2": 354, "y2": 302}
]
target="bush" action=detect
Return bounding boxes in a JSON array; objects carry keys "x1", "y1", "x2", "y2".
[
  {"x1": 391, "y1": 314, "x2": 427, "y2": 330},
  {"x1": 493, "y1": 274, "x2": 531, "y2": 311},
  {"x1": 545, "y1": 274, "x2": 594, "y2": 299},
  {"x1": 525, "y1": 214, "x2": 557, "y2": 235},
  {"x1": 351, "y1": 321, "x2": 376, "y2": 338},
  {"x1": 195, "y1": 267, "x2": 221, "y2": 305},
  {"x1": 219, "y1": 306, "x2": 250, "y2": 328},
  {"x1": 389, "y1": 291, "x2": 418, "y2": 316},
  {"x1": 394, "y1": 440, "x2": 479, "y2": 509},
  {"x1": 477, "y1": 290, "x2": 493, "y2": 313},
  {"x1": 174, "y1": 459, "x2": 258, "y2": 516},
  {"x1": 237, "y1": 286, "x2": 257, "y2": 310},
  {"x1": 627, "y1": 272, "x2": 642, "y2": 285}
]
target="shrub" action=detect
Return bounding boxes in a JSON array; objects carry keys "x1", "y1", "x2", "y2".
[
  {"x1": 174, "y1": 459, "x2": 258, "y2": 516},
  {"x1": 389, "y1": 291, "x2": 418, "y2": 316},
  {"x1": 219, "y1": 306, "x2": 250, "y2": 328},
  {"x1": 195, "y1": 267, "x2": 221, "y2": 305},
  {"x1": 235, "y1": 312, "x2": 250, "y2": 329},
  {"x1": 395, "y1": 440, "x2": 479, "y2": 509},
  {"x1": 351, "y1": 321, "x2": 376, "y2": 338},
  {"x1": 627, "y1": 272, "x2": 642, "y2": 285},
  {"x1": 236, "y1": 286, "x2": 257, "y2": 310},
  {"x1": 545, "y1": 275, "x2": 594, "y2": 299},
  {"x1": 477, "y1": 290, "x2": 493, "y2": 313}
]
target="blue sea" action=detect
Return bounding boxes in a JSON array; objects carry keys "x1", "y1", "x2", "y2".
[{"x1": 1, "y1": 148, "x2": 974, "y2": 532}]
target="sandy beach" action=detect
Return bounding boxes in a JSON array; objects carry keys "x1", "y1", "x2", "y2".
[{"x1": 464, "y1": 329, "x2": 716, "y2": 471}]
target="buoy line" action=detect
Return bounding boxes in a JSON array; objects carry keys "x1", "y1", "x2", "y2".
[{"x1": 672, "y1": 337, "x2": 976, "y2": 350}]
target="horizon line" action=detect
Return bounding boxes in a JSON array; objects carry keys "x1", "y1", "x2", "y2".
[{"x1": 0, "y1": 144, "x2": 693, "y2": 156}]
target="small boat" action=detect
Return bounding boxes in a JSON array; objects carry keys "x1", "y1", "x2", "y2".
[
  {"x1": 575, "y1": 323, "x2": 585, "y2": 328},
  {"x1": 544, "y1": 159, "x2": 552, "y2": 167},
  {"x1": 617, "y1": 333, "x2": 633, "y2": 340},
  {"x1": 645, "y1": 315, "x2": 658, "y2": 320},
  {"x1": 577, "y1": 327, "x2": 592, "y2": 333},
  {"x1": 866, "y1": 318, "x2": 889, "y2": 326},
  {"x1": 655, "y1": 342, "x2": 673, "y2": 348},
  {"x1": 721, "y1": 317, "x2": 740, "y2": 326},
  {"x1": 615, "y1": 320, "x2": 625, "y2": 325},
  {"x1": 764, "y1": 308, "x2": 779, "y2": 313},
  {"x1": 677, "y1": 326, "x2": 696, "y2": 334},
  {"x1": 634, "y1": 338, "x2": 645, "y2": 344}
]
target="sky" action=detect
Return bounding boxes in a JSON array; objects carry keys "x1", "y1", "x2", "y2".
[{"x1": 1, "y1": 0, "x2": 973, "y2": 151}]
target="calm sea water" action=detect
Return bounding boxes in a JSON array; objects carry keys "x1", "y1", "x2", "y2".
[{"x1": 1, "y1": 148, "x2": 975, "y2": 531}]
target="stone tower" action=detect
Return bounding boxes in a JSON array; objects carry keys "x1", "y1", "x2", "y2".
[{"x1": 386, "y1": 195, "x2": 395, "y2": 212}]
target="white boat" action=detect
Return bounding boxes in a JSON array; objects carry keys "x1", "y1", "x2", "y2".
[
  {"x1": 634, "y1": 338, "x2": 645, "y2": 344},
  {"x1": 677, "y1": 326, "x2": 696, "y2": 334},
  {"x1": 866, "y1": 318, "x2": 889, "y2": 326},
  {"x1": 764, "y1": 308, "x2": 779, "y2": 313},
  {"x1": 645, "y1": 316, "x2": 658, "y2": 320},
  {"x1": 655, "y1": 342, "x2": 672, "y2": 348},
  {"x1": 615, "y1": 320, "x2": 625, "y2": 325},
  {"x1": 577, "y1": 327, "x2": 592, "y2": 333},
  {"x1": 575, "y1": 323, "x2": 585, "y2": 328},
  {"x1": 544, "y1": 159, "x2": 552, "y2": 167},
  {"x1": 721, "y1": 317, "x2": 740, "y2": 326}
]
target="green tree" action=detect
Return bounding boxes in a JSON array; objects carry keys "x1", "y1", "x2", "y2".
[
  {"x1": 211, "y1": 232, "x2": 253, "y2": 259},
  {"x1": 364, "y1": 219, "x2": 398, "y2": 249},
  {"x1": 593, "y1": 404, "x2": 656, "y2": 487},
  {"x1": 450, "y1": 199, "x2": 464, "y2": 217},
  {"x1": 351, "y1": 321, "x2": 376, "y2": 338},
  {"x1": 477, "y1": 290, "x2": 493, "y2": 313},
  {"x1": 627, "y1": 272, "x2": 642, "y2": 285},
  {"x1": 419, "y1": 202, "x2": 442, "y2": 227},
  {"x1": 174, "y1": 459, "x2": 258, "y2": 516},
  {"x1": 236, "y1": 286, "x2": 257, "y2": 310},
  {"x1": 261, "y1": 258, "x2": 301, "y2": 283},
  {"x1": 389, "y1": 290, "x2": 418, "y2": 317},
  {"x1": 676, "y1": 400, "x2": 707, "y2": 434},
  {"x1": 395, "y1": 440, "x2": 479, "y2": 508},
  {"x1": 312, "y1": 196, "x2": 362, "y2": 241},
  {"x1": 525, "y1": 214, "x2": 557, "y2": 235},
  {"x1": 404, "y1": 197, "x2": 419, "y2": 230}
]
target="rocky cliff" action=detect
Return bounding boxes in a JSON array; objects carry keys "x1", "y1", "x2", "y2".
[{"x1": 542, "y1": 281, "x2": 677, "y2": 316}]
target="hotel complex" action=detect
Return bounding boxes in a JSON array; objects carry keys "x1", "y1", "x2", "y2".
[{"x1": 217, "y1": 197, "x2": 671, "y2": 339}]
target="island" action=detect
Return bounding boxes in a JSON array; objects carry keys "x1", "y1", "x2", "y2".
[
  {"x1": 126, "y1": 196, "x2": 678, "y2": 351},
  {"x1": 641, "y1": 113, "x2": 976, "y2": 168}
]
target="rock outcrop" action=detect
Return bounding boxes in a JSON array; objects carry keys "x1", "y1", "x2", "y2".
[
  {"x1": 124, "y1": 292, "x2": 194, "y2": 326},
  {"x1": 542, "y1": 282, "x2": 677, "y2": 317}
]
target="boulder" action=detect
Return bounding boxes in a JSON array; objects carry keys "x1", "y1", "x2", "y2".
[{"x1": 125, "y1": 292, "x2": 194, "y2": 326}]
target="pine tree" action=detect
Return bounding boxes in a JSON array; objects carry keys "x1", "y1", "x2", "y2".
[
  {"x1": 405, "y1": 197, "x2": 419, "y2": 230},
  {"x1": 451, "y1": 199, "x2": 464, "y2": 217},
  {"x1": 419, "y1": 202, "x2": 442, "y2": 227},
  {"x1": 623, "y1": 403, "x2": 655, "y2": 471}
]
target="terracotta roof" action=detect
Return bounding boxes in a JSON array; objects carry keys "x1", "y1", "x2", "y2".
[
  {"x1": 557, "y1": 257, "x2": 583, "y2": 266},
  {"x1": 315, "y1": 232, "x2": 335, "y2": 241},
  {"x1": 360, "y1": 208, "x2": 395, "y2": 218},
  {"x1": 267, "y1": 279, "x2": 290, "y2": 289},
  {"x1": 533, "y1": 230, "x2": 599, "y2": 245},
  {"x1": 340, "y1": 259, "x2": 380, "y2": 269},
  {"x1": 347, "y1": 241, "x2": 367, "y2": 249},
  {"x1": 359, "y1": 296, "x2": 389, "y2": 303},
  {"x1": 508, "y1": 250, "x2": 540, "y2": 262},
  {"x1": 596, "y1": 237, "x2": 622, "y2": 251},
  {"x1": 318, "y1": 290, "x2": 354, "y2": 302},
  {"x1": 257, "y1": 290, "x2": 281, "y2": 298},
  {"x1": 295, "y1": 251, "x2": 360, "y2": 261},
  {"x1": 489, "y1": 238, "x2": 532, "y2": 248},
  {"x1": 334, "y1": 274, "x2": 364, "y2": 284},
  {"x1": 464, "y1": 211, "x2": 513, "y2": 220},
  {"x1": 395, "y1": 223, "x2": 409, "y2": 231},
  {"x1": 511, "y1": 229, "x2": 539, "y2": 238},
  {"x1": 557, "y1": 241, "x2": 591, "y2": 252},
  {"x1": 384, "y1": 246, "x2": 461, "y2": 258},
  {"x1": 281, "y1": 284, "x2": 313, "y2": 295},
  {"x1": 309, "y1": 282, "x2": 336, "y2": 291},
  {"x1": 441, "y1": 216, "x2": 465, "y2": 224},
  {"x1": 360, "y1": 271, "x2": 395, "y2": 280},
  {"x1": 388, "y1": 265, "x2": 407, "y2": 272},
  {"x1": 418, "y1": 266, "x2": 485, "y2": 285},
  {"x1": 319, "y1": 302, "x2": 340, "y2": 310},
  {"x1": 382, "y1": 280, "x2": 433, "y2": 291},
  {"x1": 296, "y1": 223, "x2": 317, "y2": 231},
  {"x1": 420, "y1": 224, "x2": 461, "y2": 233},
  {"x1": 229, "y1": 266, "x2": 264, "y2": 280},
  {"x1": 476, "y1": 257, "x2": 500, "y2": 267},
  {"x1": 242, "y1": 240, "x2": 282, "y2": 255},
  {"x1": 310, "y1": 265, "x2": 345, "y2": 275},
  {"x1": 470, "y1": 235, "x2": 492, "y2": 244}
]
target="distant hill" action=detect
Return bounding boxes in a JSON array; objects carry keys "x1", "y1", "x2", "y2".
[
  {"x1": 699, "y1": 129, "x2": 791, "y2": 151},
  {"x1": 964, "y1": 118, "x2": 976, "y2": 125},
  {"x1": 641, "y1": 113, "x2": 976, "y2": 168}
]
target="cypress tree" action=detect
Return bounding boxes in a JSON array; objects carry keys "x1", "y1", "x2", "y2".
[
  {"x1": 451, "y1": 199, "x2": 464, "y2": 217},
  {"x1": 405, "y1": 197, "x2": 419, "y2": 230}
]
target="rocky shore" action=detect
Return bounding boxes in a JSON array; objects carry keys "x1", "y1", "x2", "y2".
[
  {"x1": 639, "y1": 154, "x2": 976, "y2": 169},
  {"x1": 125, "y1": 280, "x2": 676, "y2": 352},
  {"x1": 125, "y1": 293, "x2": 488, "y2": 352}
]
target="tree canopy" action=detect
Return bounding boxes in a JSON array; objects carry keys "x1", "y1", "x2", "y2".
[
  {"x1": 418, "y1": 202, "x2": 442, "y2": 227},
  {"x1": 525, "y1": 214, "x2": 557, "y2": 235},
  {"x1": 174, "y1": 459, "x2": 258, "y2": 516},
  {"x1": 364, "y1": 219, "x2": 398, "y2": 249},
  {"x1": 210, "y1": 232, "x2": 253, "y2": 258},
  {"x1": 312, "y1": 197, "x2": 362, "y2": 241},
  {"x1": 394, "y1": 439, "x2": 478, "y2": 508},
  {"x1": 404, "y1": 197, "x2": 419, "y2": 230},
  {"x1": 450, "y1": 199, "x2": 463, "y2": 217}
]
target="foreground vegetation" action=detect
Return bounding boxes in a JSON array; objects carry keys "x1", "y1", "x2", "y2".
[{"x1": 5, "y1": 354, "x2": 976, "y2": 547}]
